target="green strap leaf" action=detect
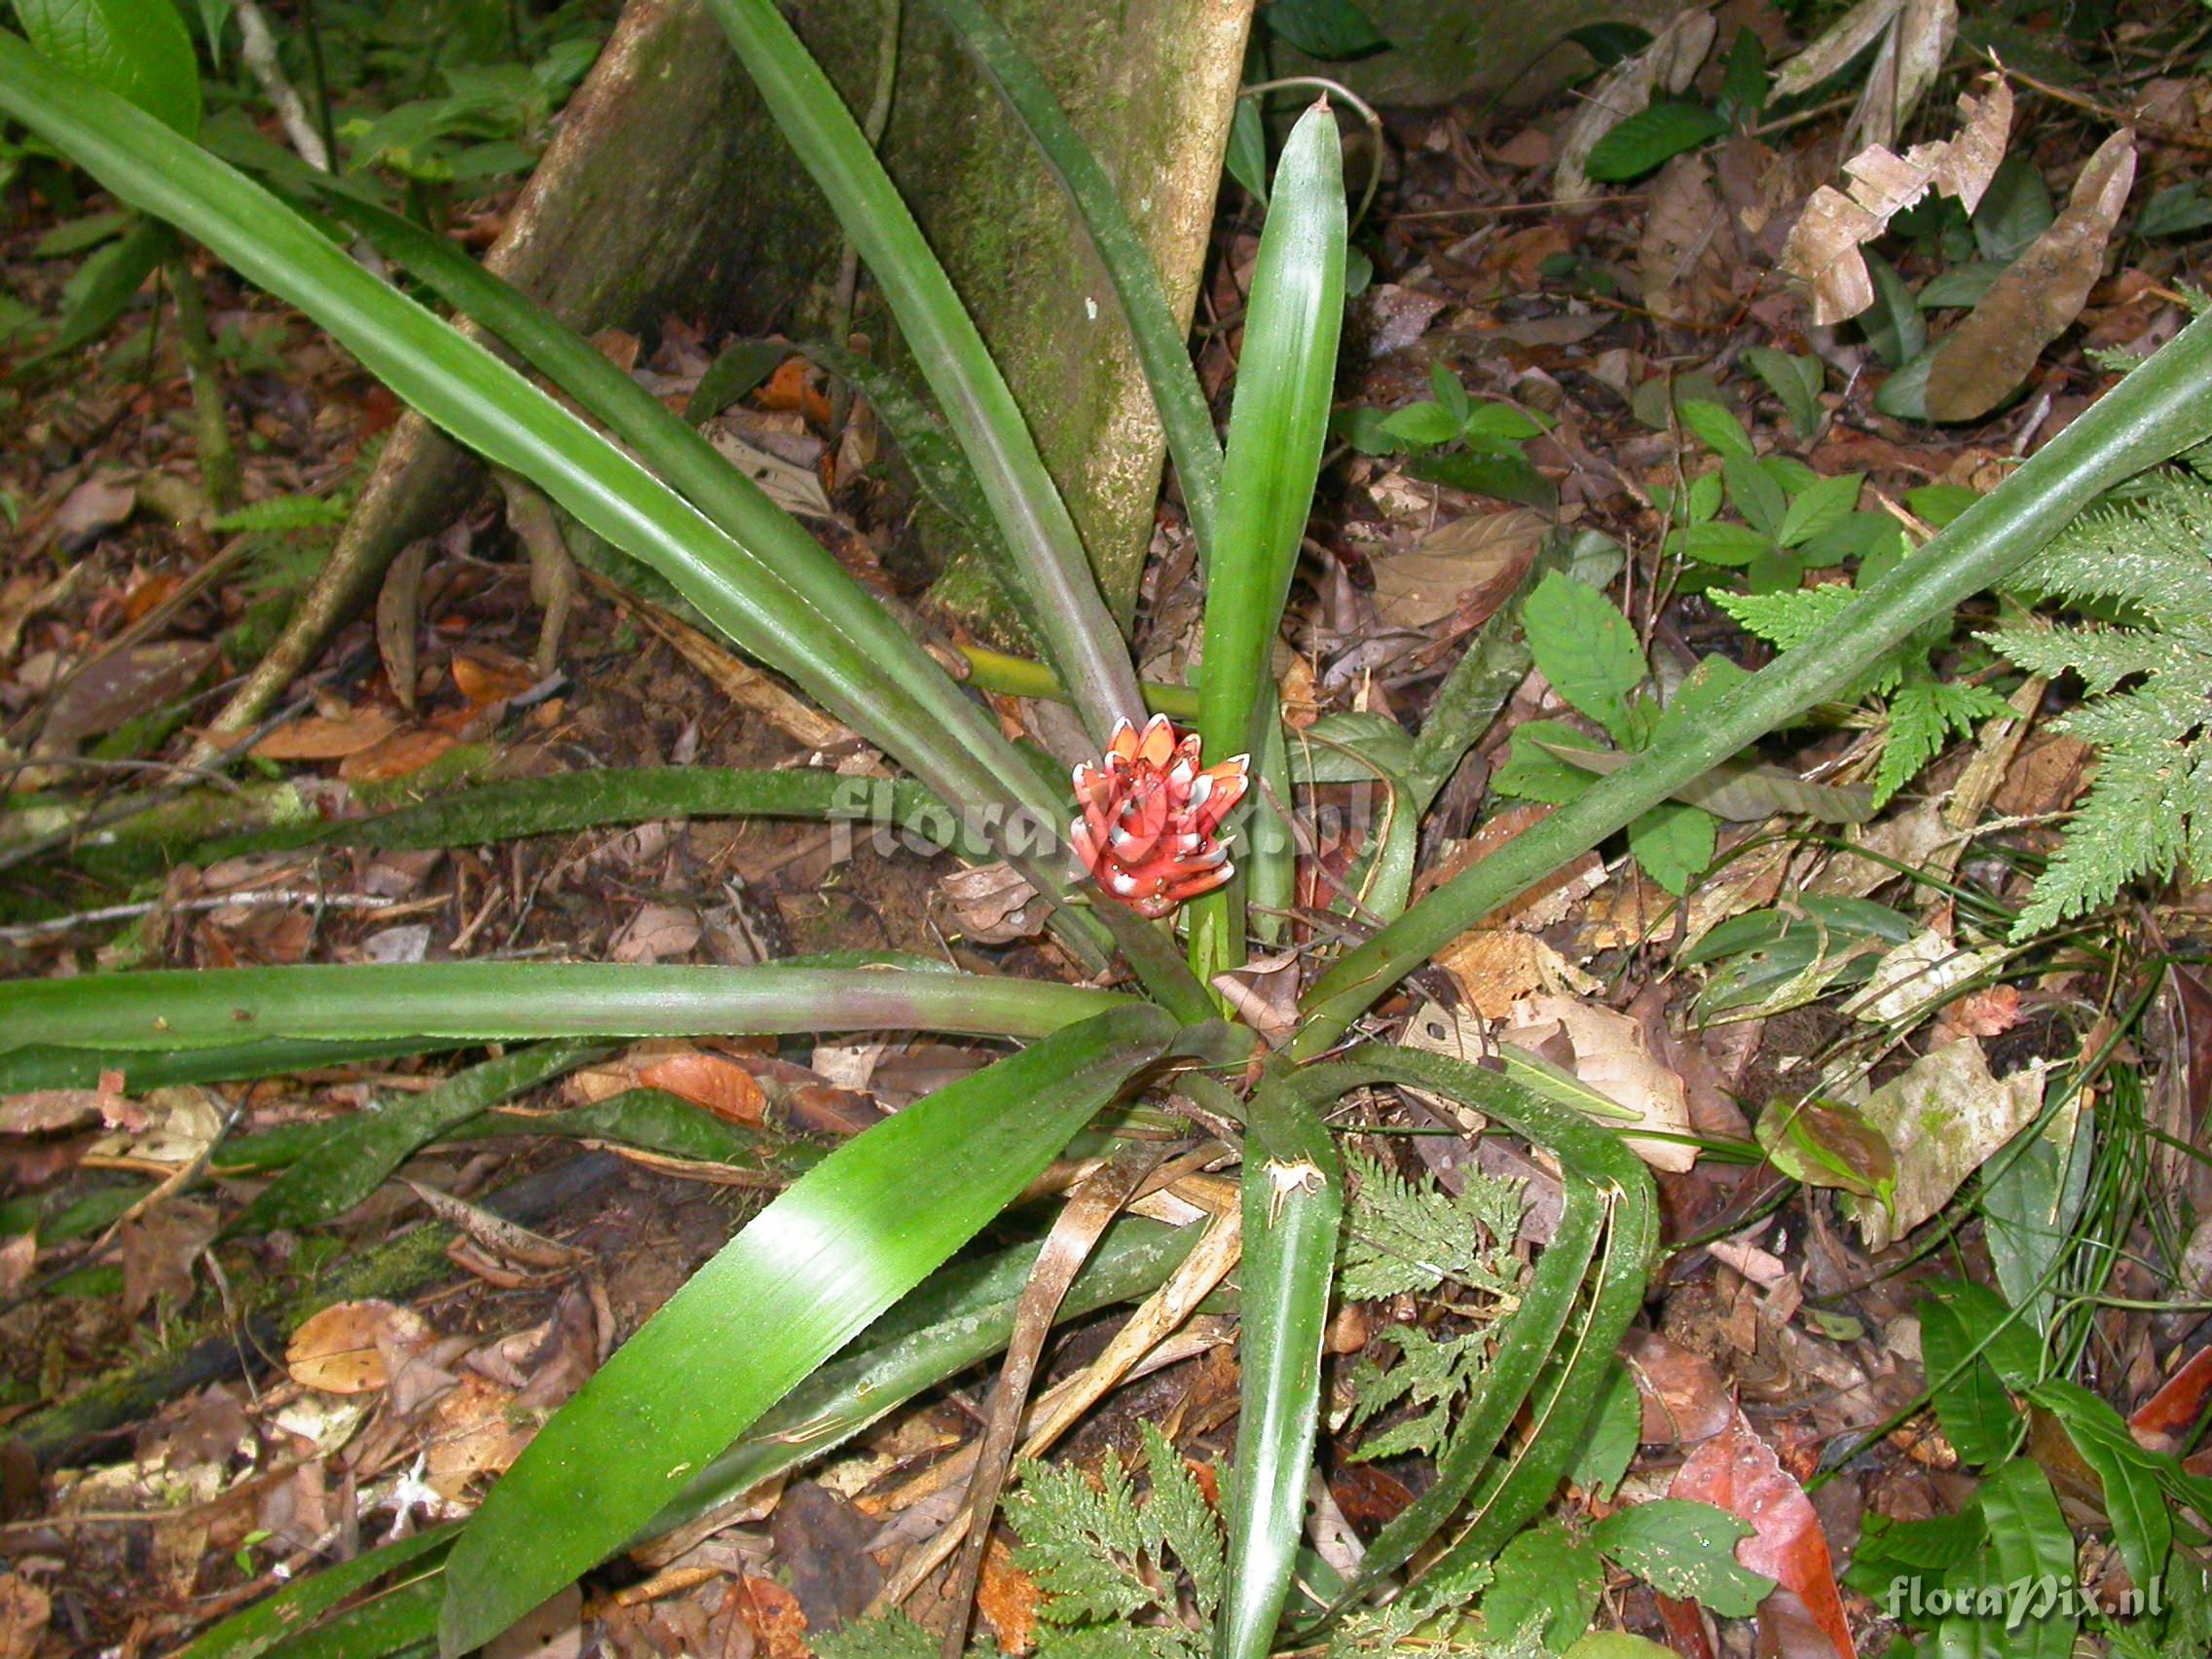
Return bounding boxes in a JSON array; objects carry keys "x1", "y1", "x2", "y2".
[
  {"x1": 437, "y1": 1003, "x2": 1175, "y2": 1654},
  {"x1": 1217, "y1": 1066, "x2": 1344, "y2": 1659},
  {"x1": 918, "y1": 0, "x2": 1224, "y2": 560},
  {"x1": 702, "y1": 0, "x2": 1145, "y2": 740},
  {"x1": 1188, "y1": 100, "x2": 1346, "y2": 982},
  {"x1": 173, "y1": 1527, "x2": 456, "y2": 1659},
  {"x1": 0, "y1": 963, "x2": 1134, "y2": 1050}
]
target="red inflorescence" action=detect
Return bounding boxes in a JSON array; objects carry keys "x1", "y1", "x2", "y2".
[{"x1": 1071, "y1": 715, "x2": 1250, "y2": 918}]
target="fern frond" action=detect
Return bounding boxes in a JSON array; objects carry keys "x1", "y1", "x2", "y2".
[{"x1": 1339, "y1": 1148, "x2": 1524, "y2": 1303}]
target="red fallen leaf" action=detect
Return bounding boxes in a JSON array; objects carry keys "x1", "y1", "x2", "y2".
[
  {"x1": 1934, "y1": 983, "x2": 2023, "y2": 1041},
  {"x1": 1670, "y1": 1406, "x2": 1856, "y2": 1659},
  {"x1": 637, "y1": 1051, "x2": 766, "y2": 1125},
  {"x1": 734, "y1": 1576, "x2": 810, "y2": 1659},
  {"x1": 1655, "y1": 1593, "x2": 1717, "y2": 1659},
  {"x1": 2131, "y1": 1346, "x2": 2212, "y2": 1453},
  {"x1": 1626, "y1": 1331, "x2": 1735, "y2": 1446}
]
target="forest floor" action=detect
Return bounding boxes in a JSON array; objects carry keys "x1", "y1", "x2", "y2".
[{"x1": 5, "y1": 6, "x2": 2212, "y2": 1658}]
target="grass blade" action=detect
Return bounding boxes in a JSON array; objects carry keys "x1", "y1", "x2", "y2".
[
  {"x1": 437, "y1": 1004, "x2": 1176, "y2": 1653},
  {"x1": 1188, "y1": 103, "x2": 1345, "y2": 982},
  {"x1": 1218, "y1": 1064, "x2": 1343, "y2": 1659},
  {"x1": 918, "y1": 0, "x2": 1224, "y2": 557},
  {"x1": 703, "y1": 0, "x2": 1145, "y2": 741},
  {"x1": 1294, "y1": 306, "x2": 2212, "y2": 1057},
  {"x1": 0, "y1": 963, "x2": 1132, "y2": 1050}
]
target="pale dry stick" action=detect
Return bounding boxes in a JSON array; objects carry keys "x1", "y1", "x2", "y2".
[
  {"x1": 0, "y1": 887, "x2": 406, "y2": 945},
  {"x1": 235, "y1": 0, "x2": 330, "y2": 168},
  {"x1": 867, "y1": 1199, "x2": 1243, "y2": 1615},
  {"x1": 940, "y1": 1142, "x2": 1161, "y2": 1659}
]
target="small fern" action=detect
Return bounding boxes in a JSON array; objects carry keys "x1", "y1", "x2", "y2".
[
  {"x1": 1000, "y1": 1423, "x2": 1222, "y2": 1659},
  {"x1": 1982, "y1": 472, "x2": 2212, "y2": 934},
  {"x1": 1718, "y1": 562, "x2": 2009, "y2": 809},
  {"x1": 210, "y1": 492, "x2": 352, "y2": 533}
]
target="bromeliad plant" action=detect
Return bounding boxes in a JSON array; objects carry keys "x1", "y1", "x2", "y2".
[{"x1": 7, "y1": 2, "x2": 2212, "y2": 1655}]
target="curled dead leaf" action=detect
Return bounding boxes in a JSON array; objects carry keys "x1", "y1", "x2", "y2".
[
  {"x1": 286, "y1": 1299, "x2": 432, "y2": 1394},
  {"x1": 940, "y1": 862, "x2": 1044, "y2": 944},
  {"x1": 1923, "y1": 129, "x2": 2137, "y2": 422}
]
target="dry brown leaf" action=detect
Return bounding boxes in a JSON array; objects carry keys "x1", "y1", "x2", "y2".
[
  {"x1": 405, "y1": 1179, "x2": 590, "y2": 1272},
  {"x1": 1781, "y1": 74, "x2": 2012, "y2": 324},
  {"x1": 335, "y1": 725, "x2": 460, "y2": 784},
  {"x1": 46, "y1": 474, "x2": 137, "y2": 552},
  {"x1": 1505, "y1": 994, "x2": 1696, "y2": 1171},
  {"x1": 451, "y1": 649, "x2": 538, "y2": 708},
  {"x1": 1436, "y1": 929, "x2": 1597, "y2": 1018},
  {"x1": 977, "y1": 1533, "x2": 1041, "y2": 1653},
  {"x1": 424, "y1": 1373, "x2": 534, "y2": 1498},
  {"x1": 1923, "y1": 129, "x2": 2137, "y2": 422},
  {"x1": 376, "y1": 538, "x2": 431, "y2": 714},
  {"x1": 609, "y1": 903, "x2": 703, "y2": 965},
  {"x1": 940, "y1": 862, "x2": 1045, "y2": 944},
  {"x1": 1625, "y1": 1330, "x2": 1735, "y2": 1444},
  {"x1": 1638, "y1": 152, "x2": 1730, "y2": 324},
  {"x1": 41, "y1": 641, "x2": 217, "y2": 751},
  {"x1": 0, "y1": 1573, "x2": 50, "y2": 1659},
  {"x1": 286, "y1": 1299, "x2": 432, "y2": 1394},
  {"x1": 636, "y1": 1051, "x2": 766, "y2": 1124},
  {"x1": 735, "y1": 1576, "x2": 811, "y2": 1659},
  {"x1": 250, "y1": 706, "x2": 403, "y2": 761},
  {"x1": 1369, "y1": 508, "x2": 1546, "y2": 634},
  {"x1": 120, "y1": 1199, "x2": 217, "y2": 1318}
]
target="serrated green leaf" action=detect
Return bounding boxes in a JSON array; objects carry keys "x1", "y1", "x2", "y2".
[
  {"x1": 15, "y1": 0, "x2": 202, "y2": 133},
  {"x1": 1592, "y1": 1498, "x2": 1774, "y2": 1617},
  {"x1": 1778, "y1": 471, "x2": 1862, "y2": 547},
  {"x1": 1379, "y1": 400, "x2": 1460, "y2": 447},
  {"x1": 1677, "y1": 397, "x2": 1754, "y2": 460},
  {"x1": 1743, "y1": 346, "x2": 1824, "y2": 440},
  {"x1": 1627, "y1": 799, "x2": 1714, "y2": 894},
  {"x1": 1583, "y1": 101, "x2": 1730, "y2": 183},
  {"x1": 1523, "y1": 571, "x2": 1647, "y2": 742}
]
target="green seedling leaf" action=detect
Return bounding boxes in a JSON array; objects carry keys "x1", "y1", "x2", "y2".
[
  {"x1": 1677, "y1": 396, "x2": 1754, "y2": 460},
  {"x1": 1407, "y1": 447, "x2": 1557, "y2": 509},
  {"x1": 1978, "y1": 1094, "x2": 2091, "y2": 1338},
  {"x1": 1583, "y1": 100, "x2": 1730, "y2": 183},
  {"x1": 1873, "y1": 349, "x2": 1936, "y2": 420},
  {"x1": 441, "y1": 1006, "x2": 1175, "y2": 1653},
  {"x1": 1860, "y1": 250, "x2": 1926, "y2": 367},
  {"x1": 1481, "y1": 1522, "x2": 1604, "y2": 1650},
  {"x1": 1917, "y1": 1295, "x2": 2021, "y2": 1466},
  {"x1": 1495, "y1": 719, "x2": 1605, "y2": 805},
  {"x1": 1673, "y1": 521, "x2": 1775, "y2": 566},
  {"x1": 1753, "y1": 1094, "x2": 1897, "y2": 1209},
  {"x1": 1743, "y1": 346, "x2": 1824, "y2": 440},
  {"x1": 30, "y1": 208, "x2": 129, "y2": 256},
  {"x1": 1974, "y1": 154, "x2": 2056, "y2": 264},
  {"x1": 1920, "y1": 1279, "x2": 2042, "y2": 1388},
  {"x1": 2138, "y1": 182, "x2": 2212, "y2": 238},
  {"x1": 1592, "y1": 1499, "x2": 1775, "y2": 1617},
  {"x1": 1723, "y1": 454, "x2": 1788, "y2": 538},
  {"x1": 1523, "y1": 570, "x2": 1647, "y2": 744},
  {"x1": 1916, "y1": 260, "x2": 2008, "y2": 309},
  {"x1": 1714, "y1": 25, "x2": 1766, "y2": 123},
  {"x1": 1904, "y1": 483, "x2": 1982, "y2": 527},
  {"x1": 1225, "y1": 97, "x2": 1268, "y2": 205},
  {"x1": 1459, "y1": 401, "x2": 1546, "y2": 445},
  {"x1": 1265, "y1": 0, "x2": 1387, "y2": 58},
  {"x1": 1627, "y1": 798, "x2": 1715, "y2": 895},
  {"x1": 1431, "y1": 358, "x2": 1469, "y2": 424},
  {"x1": 1778, "y1": 471, "x2": 1862, "y2": 547},
  {"x1": 1378, "y1": 399, "x2": 1460, "y2": 447},
  {"x1": 14, "y1": 0, "x2": 202, "y2": 133}
]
